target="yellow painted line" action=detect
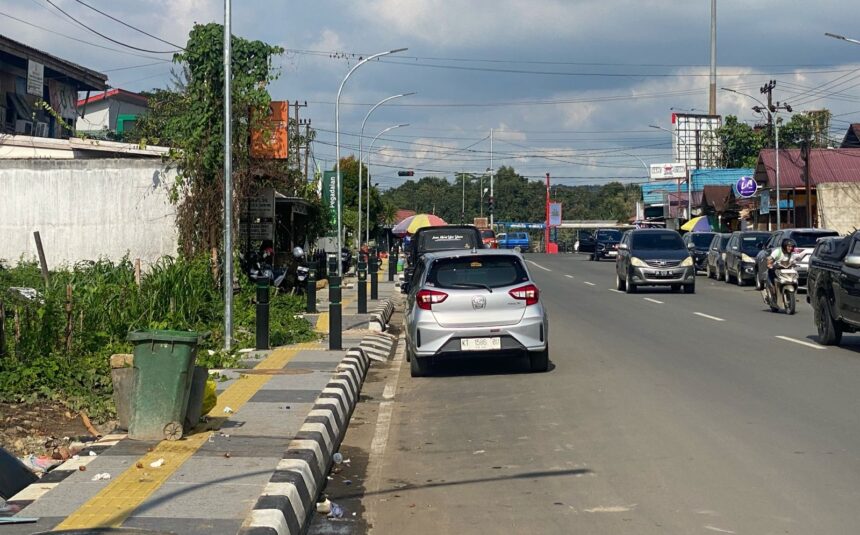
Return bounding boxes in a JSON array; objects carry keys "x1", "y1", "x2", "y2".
[
  {"x1": 315, "y1": 312, "x2": 330, "y2": 334},
  {"x1": 54, "y1": 347, "x2": 298, "y2": 530}
]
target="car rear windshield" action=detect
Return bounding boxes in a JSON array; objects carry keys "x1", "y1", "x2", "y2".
[
  {"x1": 596, "y1": 230, "x2": 622, "y2": 240},
  {"x1": 740, "y1": 233, "x2": 770, "y2": 254},
  {"x1": 631, "y1": 232, "x2": 685, "y2": 250},
  {"x1": 427, "y1": 256, "x2": 529, "y2": 289},
  {"x1": 480, "y1": 230, "x2": 495, "y2": 239},
  {"x1": 690, "y1": 233, "x2": 715, "y2": 247},
  {"x1": 418, "y1": 230, "x2": 478, "y2": 252},
  {"x1": 788, "y1": 231, "x2": 839, "y2": 247}
]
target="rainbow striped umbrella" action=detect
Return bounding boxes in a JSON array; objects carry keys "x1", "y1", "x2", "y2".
[{"x1": 392, "y1": 214, "x2": 447, "y2": 236}]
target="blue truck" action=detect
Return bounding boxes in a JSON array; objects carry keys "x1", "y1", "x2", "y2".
[{"x1": 497, "y1": 231, "x2": 531, "y2": 252}]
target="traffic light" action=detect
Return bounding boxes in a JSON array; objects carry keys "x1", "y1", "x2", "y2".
[
  {"x1": 487, "y1": 196, "x2": 495, "y2": 214},
  {"x1": 397, "y1": 170, "x2": 415, "y2": 177}
]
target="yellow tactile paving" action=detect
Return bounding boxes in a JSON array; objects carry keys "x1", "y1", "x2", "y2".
[
  {"x1": 53, "y1": 347, "x2": 298, "y2": 530},
  {"x1": 314, "y1": 298, "x2": 353, "y2": 334}
]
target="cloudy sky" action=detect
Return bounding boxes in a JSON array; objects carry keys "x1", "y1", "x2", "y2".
[{"x1": 5, "y1": 0, "x2": 860, "y2": 189}]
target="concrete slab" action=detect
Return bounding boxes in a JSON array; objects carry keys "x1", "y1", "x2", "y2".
[
  {"x1": 221, "y1": 402, "x2": 313, "y2": 437},
  {"x1": 123, "y1": 516, "x2": 243, "y2": 534}
]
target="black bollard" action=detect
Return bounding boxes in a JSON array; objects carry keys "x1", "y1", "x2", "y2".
[
  {"x1": 329, "y1": 274, "x2": 342, "y2": 350},
  {"x1": 255, "y1": 278, "x2": 270, "y2": 350},
  {"x1": 369, "y1": 251, "x2": 379, "y2": 301},
  {"x1": 388, "y1": 251, "x2": 397, "y2": 282},
  {"x1": 357, "y1": 259, "x2": 367, "y2": 314},
  {"x1": 306, "y1": 268, "x2": 317, "y2": 313}
]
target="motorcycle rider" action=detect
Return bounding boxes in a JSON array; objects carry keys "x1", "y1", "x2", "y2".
[{"x1": 767, "y1": 238, "x2": 796, "y2": 288}]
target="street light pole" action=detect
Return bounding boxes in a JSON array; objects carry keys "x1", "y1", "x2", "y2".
[
  {"x1": 222, "y1": 0, "x2": 233, "y2": 351},
  {"x1": 366, "y1": 123, "x2": 409, "y2": 245},
  {"x1": 489, "y1": 129, "x2": 494, "y2": 227},
  {"x1": 358, "y1": 92, "x2": 415, "y2": 251},
  {"x1": 333, "y1": 47, "x2": 406, "y2": 351}
]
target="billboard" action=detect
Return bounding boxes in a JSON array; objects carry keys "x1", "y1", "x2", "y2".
[
  {"x1": 549, "y1": 202, "x2": 562, "y2": 226},
  {"x1": 251, "y1": 101, "x2": 289, "y2": 159},
  {"x1": 649, "y1": 163, "x2": 687, "y2": 181},
  {"x1": 671, "y1": 113, "x2": 722, "y2": 170}
]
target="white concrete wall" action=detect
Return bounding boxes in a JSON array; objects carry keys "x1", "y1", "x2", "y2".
[
  {"x1": 817, "y1": 182, "x2": 860, "y2": 235},
  {"x1": 0, "y1": 159, "x2": 178, "y2": 267},
  {"x1": 76, "y1": 101, "x2": 110, "y2": 131}
]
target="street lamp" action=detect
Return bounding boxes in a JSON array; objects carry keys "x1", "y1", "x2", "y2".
[
  {"x1": 366, "y1": 123, "x2": 409, "y2": 245},
  {"x1": 358, "y1": 92, "x2": 416, "y2": 251},
  {"x1": 721, "y1": 87, "x2": 791, "y2": 230},
  {"x1": 649, "y1": 124, "x2": 692, "y2": 220},
  {"x1": 335, "y1": 47, "x2": 407, "y2": 277},
  {"x1": 825, "y1": 32, "x2": 860, "y2": 46}
]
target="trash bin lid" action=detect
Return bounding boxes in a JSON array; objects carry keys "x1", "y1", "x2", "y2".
[{"x1": 127, "y1": 329, "x2": 201, "y2": 343}]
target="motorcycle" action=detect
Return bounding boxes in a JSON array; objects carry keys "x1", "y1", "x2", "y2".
[{"x1": 761, "y1": 257, "x2": 799, "y2": 315}]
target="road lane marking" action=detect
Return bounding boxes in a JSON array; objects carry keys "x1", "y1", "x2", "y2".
[
  {"x1": 565, "y1": 274, "x2": 574, "y2": 279},
  {"x1": 608, "y1": 289, "x2": 623, "y2": 293},
  {"x1": 775, "y1": 335, "x2": 827, "y2": 350},
  {"x1": 694, "y1": 312, "x2": 725, "y2": 322},
  {"x1": 643, "y1": 298, "x2": 664, "y2": 304},
  {"x1": 583, "y1": 281, "x2": 596, "y2": 286},
  {"x1": 526, "y1": 260, "x2": 552, "y2": 272}
]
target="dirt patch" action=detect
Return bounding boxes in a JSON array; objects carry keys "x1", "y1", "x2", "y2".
[{"x1": 0, "y1": 401, "x2": 105, "y2": 457}]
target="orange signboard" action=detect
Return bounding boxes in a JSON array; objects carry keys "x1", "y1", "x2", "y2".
[{"x1": 251, "y1": 101, "x2": 289, "y2": 159}]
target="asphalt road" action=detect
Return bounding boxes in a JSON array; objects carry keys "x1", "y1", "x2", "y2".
[{"x1": 311, "y1": 253, "x2": 860, "y2": 535}]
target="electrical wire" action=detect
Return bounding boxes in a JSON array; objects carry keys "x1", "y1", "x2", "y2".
[
  {"x1": 42, "y1": 0, "x2": 180, "y2": 54},
  {"x1": 0, "y1": 10, "x2": 172, "y2": 62},
  {"x1": 71, "y1": 0, "x2": 185, "y2": 50}
]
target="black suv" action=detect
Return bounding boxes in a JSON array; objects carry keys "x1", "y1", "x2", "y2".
[
  {"x1": 403, "y1": 225, "x2": 484, "y2": 292},
  {"x1": 683, "y1": 232, "x2": 716, "y2": 273},
  {"x1": 590, "y1": 228, "x2": 623, "y2": 261},
  {"x1": 807, "y1": 232, "x2": 860, "y2": 346},
  {"x1": 615, "y1": 229, "x2": 696, "y2": 293}
]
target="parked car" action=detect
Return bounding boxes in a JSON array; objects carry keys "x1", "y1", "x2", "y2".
[
  {"x1": 754, "y1": 228, "x2": 839, "y2": 291},
  {"x1": 497, "y1": 231, "x2": 530, "y2": 252},
  {"x1": 682, "y1": 231, "x2": 717, "y2": 273},
  {"x1": 615, "y1": 229, "x2": 696, "y2": 293},
  {"x1": 404, "y1": 225, "x2": 484, "y2": 285},
  {"x1": 807, "y1": 231, "x2": 860, "y2": 345},
  {"x1": 591, "y1": 228, "x2": 623, "y2": 261},
  {"x1": 705, "y1": 233, "x2": 731, "y2": 280},
  {"x1": 403, "y1": 249, "x2": 549, "y2": 376},
  {"x1": 480, "y1": 228, "x2": 498, "y2": 249},
  {"x1": 723, "y1": 231, "x2": 771, "y2": 286}
]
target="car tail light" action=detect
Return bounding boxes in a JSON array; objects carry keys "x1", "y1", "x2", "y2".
[
  {"x1": 509, "y1": 284, "x2": 540, "y2": 306},
  {"x1": 416, "y1": 289, "x2": 448, "y2": 310}
]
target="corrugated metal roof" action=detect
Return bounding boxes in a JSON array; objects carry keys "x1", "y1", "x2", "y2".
[
  {"x1": 754, "y1": 148, "x2": 860, "y2": 188},
  {"x1": 691, "y1": 168, "x2": 754, "y2": 191}
]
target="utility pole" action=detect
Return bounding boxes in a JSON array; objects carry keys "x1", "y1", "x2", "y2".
[
  {"x1": 709, "y1": 0, "x2": 717, "y2": 115},
  {"x1": 223, "y1": 0, "x2": 233, "y2": 351},
  {"x1": 545, "y1": 173, "x2": 550, "y2": 253},
  {"x1": 489, "y1": 128, "x2": 494, "y2": 228},
  {"x1": 300, "y1": 118, "x2": 312, "y2": 183},
  {"x1": 758, "y1": 80, "x2": 791, "y2": 230},
  {"x1": 292, "y1": 101, "x2": 307, "y2": 175},
  {"x1": 801, "y1": 139, "x2": 812, "y2": 226}
]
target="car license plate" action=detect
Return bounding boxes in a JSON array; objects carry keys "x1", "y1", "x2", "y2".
[
  {"x1": 460, "y1": 337, "x2": 501, "y2": 351},
  {"x1": 657, "y1": 270, "x2": 669, "y2": 276},
  {"x1": 608, "y1": 251, "x2": 617, "y2": 257}
]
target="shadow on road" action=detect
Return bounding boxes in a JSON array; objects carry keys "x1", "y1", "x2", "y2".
[{"x1": 423, "y1": 356, "x2": 556, "y2": 377}]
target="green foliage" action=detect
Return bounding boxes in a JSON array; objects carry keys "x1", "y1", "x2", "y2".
[
  {"x1": 718, "y1": 111, "x2": 832, "y2": 168},
  {"x1": 333, "y1": 156, "x2": 384, "y2": 243},
  {"x1": 381, "y1": 166, "x2": 640, "y2": 224},
  {"x1": 0, "y1": 257, "x2": 315, "y2": 419},
  {"x1": 717, "y1": 115, "x2": 766, "y2": 168}
]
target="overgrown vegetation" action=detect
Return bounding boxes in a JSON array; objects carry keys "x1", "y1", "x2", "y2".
[{"x1": 0, "y1": 257, "x2": 315, "y2": 419}]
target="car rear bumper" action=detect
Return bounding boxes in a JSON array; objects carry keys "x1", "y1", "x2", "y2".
[
  {"x1": 631, "y1": 266, "x2": 695, "y2": 285},
  {"x1": 411, "y1": 313, "x2": 547, "y2": 358}
]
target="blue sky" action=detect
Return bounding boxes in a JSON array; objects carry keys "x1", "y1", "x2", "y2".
[{"x1": 5, "y1": 0, "x2": 860, "y2": 189}]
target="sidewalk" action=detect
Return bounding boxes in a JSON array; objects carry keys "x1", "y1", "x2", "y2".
[{"x1": 2, "y1": 274, "x2": 401, "y2": 534}]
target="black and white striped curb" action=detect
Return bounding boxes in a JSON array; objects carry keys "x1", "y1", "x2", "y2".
[
  {"x1": 237, "y1": 346, "x2": 373, "y2": 535},
  {"x1": 369, "y1": 298, "x2": 396, "y2": 332},
  {"x1": 359, "y1": 332, "x2": 397, "y2": 362}
]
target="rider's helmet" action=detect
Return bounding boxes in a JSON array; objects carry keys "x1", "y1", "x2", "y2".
[
  {"x1": 292, "y1": 246, "x2": 304, "y2": 258},
  {"x1": 781, "y1": 238, "x2": 796, "y2": 254}
]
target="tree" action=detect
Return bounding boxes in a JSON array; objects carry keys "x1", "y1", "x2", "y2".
[{"x1": 718, "y1": 110, "x2": 833, "y2": 168}]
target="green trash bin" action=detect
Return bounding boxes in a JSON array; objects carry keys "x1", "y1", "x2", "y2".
[{"x1": 127, "y1": 330, "x2": 201, "y2": 441}]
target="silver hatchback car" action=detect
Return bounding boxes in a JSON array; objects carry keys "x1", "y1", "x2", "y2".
[{"x1": 403, "y1": 249, "x2": 549, "y2": 376}]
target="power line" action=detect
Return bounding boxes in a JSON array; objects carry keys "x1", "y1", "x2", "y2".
[
  {"x1": 0, "y1": 10, "x2": 172, "y2": 62},
  {"x1": 42, "y1": 0, "x2": 180, "y2": 54},
  {"x1": 71, "y1": 0, "x2": 185, "y2": 49}
]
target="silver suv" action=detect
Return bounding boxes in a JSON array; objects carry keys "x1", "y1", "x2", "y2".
[{"x1": 403, "y1": 249, "x2": 549, "y2": 376}]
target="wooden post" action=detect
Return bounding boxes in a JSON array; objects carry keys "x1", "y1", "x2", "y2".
[
  {"x1": 65, "y1": 284, "x2": 73, "y2": 353},
  {"x1": 33, "y1": 231, "x2": 50, "y2": 286},
  {"x1": 134, "y1": 258, "x2": 142, "y2": 287}
]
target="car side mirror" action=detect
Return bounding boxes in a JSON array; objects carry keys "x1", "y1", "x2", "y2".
[
  {"x1": 687, "y1": 243, "x2": 695, "y2": 250},
  {"x1": 845, "y1": 255, "x2": 860, "y2": 269},
  {"x1": 732, "y1": 246, "x2": 739, "y2": 251},
  {"x1": 619, "y1": 243, "x2": 628, "y2": 250}
]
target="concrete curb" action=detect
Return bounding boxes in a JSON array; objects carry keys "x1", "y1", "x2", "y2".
[
  {"x1": 237, "y1": 333, "x2": 398, "y2": 535},
  {"x1": 368, "y1": 297, "x2": 396, "y2": 332}
]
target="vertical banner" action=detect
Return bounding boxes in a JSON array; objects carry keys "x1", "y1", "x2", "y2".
[
  {"x1": 549, "y1": 202, "x2": 562, "y2": 226},
  {"x1": 322, "y1": 171, "x2": 339, "y2": 234}
]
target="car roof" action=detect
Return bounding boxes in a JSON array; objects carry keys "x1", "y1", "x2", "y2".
[
  {"x1": 421, "y1": 248, "x2": 523, "y2": 261},
  {"x1": 629, "y1": 228, "x2": 678, "y2": 233},
  {"x1": 414, "y1": 225, "x2": 479, "y2": 234}
]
